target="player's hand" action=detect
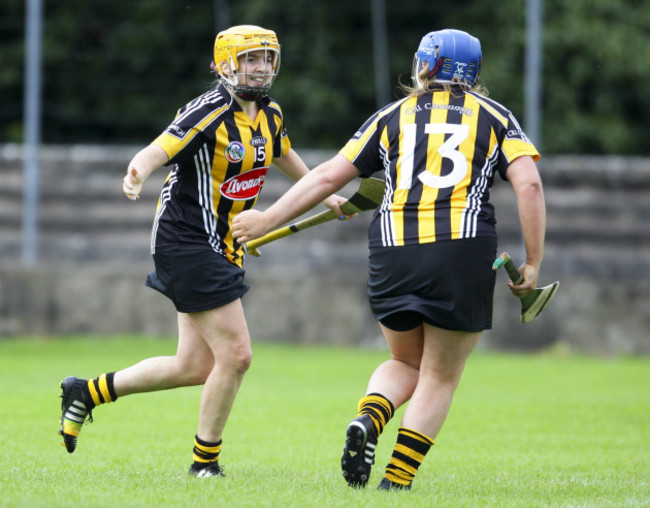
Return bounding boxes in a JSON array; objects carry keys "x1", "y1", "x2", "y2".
[
  {"x1": 508, "y1": 263, "x2": 539, "y2": 297},
  {"x1": 123, "y1": 167, "x2": 143, "y2": 201},
  {"x1": 232, "y1": 210, "x2": 269, "y2": 243},
  {"x1": 323, "y1": 194, "x2": 356, "y2": 221}
]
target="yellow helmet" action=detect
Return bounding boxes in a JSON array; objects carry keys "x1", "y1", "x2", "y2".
[{"x1": 212, "y1": 25, "x2": 281, "y2": 100}]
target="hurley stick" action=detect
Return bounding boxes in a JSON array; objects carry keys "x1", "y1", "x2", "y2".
[
  {"x1": 246, "y1": 177, "x2": 385, "y2": 257},
  {"x1": 492, "y1": 252, "x2": 560, "y2": 323}
]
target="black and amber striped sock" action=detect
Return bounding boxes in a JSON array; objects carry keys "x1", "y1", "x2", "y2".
[
  {"x1": 357, "y1": 392, "x2": 395, "y2": 436},
  {"x1": 84, "y1": 372, "x2": 118, "y2": 408},
  {"x1": 384, "y1": 427, "x2": 435, "y2": 487},
  {"x1": 192, "y1": 436, "x2": 222, "y2": 467}
]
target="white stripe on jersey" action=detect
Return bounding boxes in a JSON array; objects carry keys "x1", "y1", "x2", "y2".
[
  {"x1": 459, "y1": 145, "x2": 498, "y2": 238},
  {"x1": 378, "y1": 144, "x2": 396, "y2": 247},
  {"x1": 150, "y1": 170, "x2": 178, "y2": 254},
  {"x1": 194, "y1": 144, "x2": 222, "y2": 253},
  {"x1": 172, "y1": 89, "x2": 227, "y2": 128}
]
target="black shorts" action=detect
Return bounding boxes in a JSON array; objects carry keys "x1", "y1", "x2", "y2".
[
  {"x1": 367, "y1": 237, "x2": 497, "y2": 332},
  {"x1": 145, "y1": 249, "x2": 249, "y2": 313}
]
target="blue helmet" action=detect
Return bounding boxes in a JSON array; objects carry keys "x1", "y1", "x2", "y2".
[{"x1": 412, "y1": 29, "x2": 482, "y2": 87}]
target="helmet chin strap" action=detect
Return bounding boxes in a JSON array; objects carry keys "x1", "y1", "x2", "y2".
[
  {"x1": 228, "y1": 72, "x2": 270, "y2": 101},
  {"x1": 233, "y1": 86, "x2": 268, "y2": 101},
  {"x1": 230, "y1": 68, "x2": 275, "y2": 101}
]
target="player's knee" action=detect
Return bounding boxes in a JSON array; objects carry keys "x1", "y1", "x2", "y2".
[
  {"x1": 424, "y1": 364, "x2": 464, "y2": 388},
  {"x1": 215, "y1": 341, "x2": 252, "y2": 377},
  {"x1": 233, "y1": 348, "x2": 253, "y2": 375}
]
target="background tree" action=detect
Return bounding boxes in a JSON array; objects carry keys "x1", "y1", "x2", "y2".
[{"x1": 1, "y1": 0, "x2": 648, "y2": 154}]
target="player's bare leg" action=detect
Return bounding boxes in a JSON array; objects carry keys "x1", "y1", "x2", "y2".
[
  {"x1": 341, "y1": 325, "x2": 424, "y2": 487},
  {"x1": 186, "y1": 299, "x2": 252, "y2": 442},
  {"x1": 401, "y1": 326, "x2": 479, "y2": 437},
  {"x1": 59, "y1": 300, "x2": 251, "y2": 477},
  {"x1": 367, "y1": 324, "x2": 425, "y2": 406},
  {"x1": 113, "y1": 313, "x2": 215, "y2": 394},
  {"x1": 379, "y1": 325, "x2": 480, "y2": 490},
  {"x1": 115, "y1": 301, "x2": 252, "y2": 476},
  {"x1": 58, "y1": 315, "x2": 213, "y2": 453},
  {"x1": 185, "y1": 299, "x2": 252, "y2": 477}
]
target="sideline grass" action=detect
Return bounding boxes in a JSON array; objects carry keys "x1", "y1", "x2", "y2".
[{"x1": 0, "y1": 337, "x2": 648, "y2": 507}]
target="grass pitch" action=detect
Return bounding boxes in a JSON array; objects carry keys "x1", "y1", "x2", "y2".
[{"x1": 0, "y1": 337, "x2": 648, "y2": 507}]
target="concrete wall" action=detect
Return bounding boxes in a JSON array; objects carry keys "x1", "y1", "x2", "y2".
[{"x1": 1, "y1": 145, "x2": 649, "y2": 355}]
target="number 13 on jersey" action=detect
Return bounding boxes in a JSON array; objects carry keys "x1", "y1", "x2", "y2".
[{"x1": 398, "y1": 123, "x2": 470, "y2": 190}]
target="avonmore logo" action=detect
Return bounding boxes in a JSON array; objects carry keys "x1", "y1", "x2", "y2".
[{"x1": 220, "y1": 167, "x2": 269, "y2": 200}]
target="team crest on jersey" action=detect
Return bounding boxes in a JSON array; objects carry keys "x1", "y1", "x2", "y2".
[
  {"x1": 220, "y1": 167, "x2": 269, "y2": 200},
  {"x1": 225, "y1": 141, "x2": 245, "y2": 163}
]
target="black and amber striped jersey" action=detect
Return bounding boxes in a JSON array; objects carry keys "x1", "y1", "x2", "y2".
[
  {"x1": 151, "y1": 84, "x2": 291, "y2": 268},
  {"x1": 339, "y1": 88, "x2": 540, "y2": 248}
]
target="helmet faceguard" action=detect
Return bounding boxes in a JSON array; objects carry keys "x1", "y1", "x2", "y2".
[
  {"x1": 212, "y1": 25, "x2": 281, "y2": 101},
  {"x1": 412, "y1": 29, "x2": 482, "y2": 88}
]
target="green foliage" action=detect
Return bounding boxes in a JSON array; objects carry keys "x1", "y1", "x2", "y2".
[
  {"x1": 1, "y1": 338, "x2": 648, "y2": 507},
  {"x1": 543, "y1": 0, "x2": 650, "y2": 154},
  {"x1": 0, "y1": 0, "x2": 26, "y2": 141},
  {"x1": 2, "y1": 0, "x2": 649, "y2": 153}
]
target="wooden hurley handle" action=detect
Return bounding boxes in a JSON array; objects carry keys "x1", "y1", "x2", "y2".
[
  {"x1": 492, "y1": 252, "x2": 523, "y2": 285},
  {"x1": 245, "y1": 208, "x2": 337, "y2": 256},
  {"x1": 244, "y1": 177, "x2": 385, "y2": 258}
]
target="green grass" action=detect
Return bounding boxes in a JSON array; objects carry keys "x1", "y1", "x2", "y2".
[{"x1": 0, "y1": 337, "x2": 648, "y2": 507}]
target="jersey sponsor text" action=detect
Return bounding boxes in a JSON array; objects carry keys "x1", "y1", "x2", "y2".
[{"x1": 220, "y1": 167, "x2": 269, "y2": 200}]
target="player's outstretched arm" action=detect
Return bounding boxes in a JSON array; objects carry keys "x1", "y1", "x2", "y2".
[
  {"x1": 273, "y1": 149, "x2": 350, "y2": 217},
  {"x1": 232, "y1": 154, "x2": 359, "y2": 243},
  {"x1": 122, "y1": 144, "x2": 169, "y2": 200}
]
